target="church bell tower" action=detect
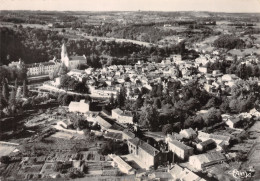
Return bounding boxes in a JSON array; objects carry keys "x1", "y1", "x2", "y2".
[{"x1": 61, "y1": 43, "x2": 69, "y2": 68}]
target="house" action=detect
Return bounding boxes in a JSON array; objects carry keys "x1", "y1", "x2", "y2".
[
  {"x1": 85, "y1": 68, "x2": 94, "y2": 74},
  {"x1": 195, "y1": 55, "x2": 209, "y2": 66},
  {"x1": 110, "y1": 154, "x2": 136, "y2": 175},
  {"x1": 167, "y1": 140, "x2": 194, "y2": 160},
  {"x1": 104, "y1": 132, "x2": 122, "y2": 141},
  {"x1": 225, "y1": 117, "x2": 241, "y2": 128},
  {"x1": 189, "y1": 151, "x2": 226, "y2": 170},
  {"x1": 161, "y1": 59, "x2": 172, "y2": 65},
  {"x1": 171, "y1": 54, "x2": 182, "y2": 63},
  {"x1": 198, "y1": 66, "x2": 208, "y2": 74},
  {"x1": 197, "y1": 131, "x2": 230, "y2": 151},
  {"x1": 198, "y1": 131, "x2": 230, "y2": 145},
  {"x1": 111, "y1": 108, "x2": 133, "y2": 124},
  {"x1": 57, "y1": 119, "x2": 72, "y2": 129},
  {"x1": 91, "y1": 86, "x2": 118, "y2": 98},
  {"x1": 165, "y1": 133, "x2": 184, "y2": 142},
  {"x1": 68, "y1": 100, "x2": 90, "y2": 113},
  {"x1": 169, "y1": 164, "x2": 206, "y2": 181},
  {"x1": 95, "y1": 116, "x2": 112, "y2": 131},
  {"x1": 122, "y1": 129, "x2": 135, "y2": 140},
  {"x1": 249, "y1": 108, "x2": 260, "y2": 119},
  {"x1": 179, "y1": 128, "x2": 197, "y2": 139},
  {"x1": 221, "y1": 74, "x2": 240, "y2": 87},
  {"x1": 127, "y1": 137, "x2": 161, "y2": 169},
  {"x1": 196, "y1": 139, "x2": 216, "y2": 152}
]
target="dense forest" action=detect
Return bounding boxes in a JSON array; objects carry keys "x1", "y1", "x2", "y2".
[{"x1": 0, "y1": 26, "x2": 195, "y2": 67}]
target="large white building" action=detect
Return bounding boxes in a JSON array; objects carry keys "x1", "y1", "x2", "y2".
[
  {"x1": 68, "y1": 100, "x2": 90, "y2": 113},
  {"x1": 26, "y1": 62, "x2": 58, "y2": 77},
  {"x1": 9, "y1": 58, "x2": 59, "y2": 77}
]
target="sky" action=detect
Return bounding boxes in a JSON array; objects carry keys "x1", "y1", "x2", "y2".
[{"x1": 0, "y1": 0, "x2": 260, "y2": 13}]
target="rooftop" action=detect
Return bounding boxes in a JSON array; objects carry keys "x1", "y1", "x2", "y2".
[
  {"x1": 169, "y1": 140, "x2": 193, "y2": 150},
  {"x1": 198, "y1": 139, "x2": 215, "y2": 147},
  {"x1": 113, "y1": 155, "x2": 133, "y2": 171},
  {"x1": 104, "y1": 132, "x2": 122, "y2": 140},
  {"x1": 96, "y1": 116, "x2": 112, "y2": 129},
  {"x1": 26, "y1": 62, "x2": 56, "y2": 67},
  {"x1": 128, "y1": 137, "x2": 159, "y2": 156},
  {"x1": 123, "y1": 129, "x2": 135, "y2": 138},
  {"x1": 70, "y1": 55, "x2": 86, "y2": 61},
  {"x1": 112, "y1": 108, "x2": 133, "y2": 117},
  {"x1": 190, "y1": 151, "x2": 226, "y2": 164}
]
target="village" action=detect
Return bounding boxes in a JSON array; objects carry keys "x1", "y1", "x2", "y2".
[{"x1": 1, "y1": 39, "x2": 260, "y2": 181}]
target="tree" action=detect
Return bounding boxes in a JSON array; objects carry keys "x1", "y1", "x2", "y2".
[
  {"x1": 116, "y1": 86, "x2": 126, "y2": 108},
  {"x1": 0, "y1": 156, "x2": 10, "y2": 164},
  {"x1": 85, "y1": 95, "x2": 92, "y2": 102},
  {"x1": 204, "y1": 97, "x2": 218, "y2": 109},
  {"x1": 109, "y1": 94, "x2": 115, "y2": 105},
  {"x1": 0, "y1": 93, "x2": 7, "y2": 110},
  {"x1": 193, "y1": 115, "x2": 204, "y2": 129},
  {"x1": 22, "y1": 80, "x2": 28, "y2": 97},
  {"x1": 153, "y1": 98, "x2": 162, "y2": 109},
  {"x1": 74, "y1": 82, "x2": 88, "y2": 93},
  {"x1": 60, "y1": 75, "x2": 70, "y2": 90},
  {"x1": 2, "y1": 81, "x2": 9, "y2": 101},
  {"x1": 139, "y1": 105, "x2": 159, "y2": 131},
  {"x1": 99, "y1": 140, "x2": 128, "y2": 155},
  {"x1": 62, "y1": 94, "x2": 73, "y2": 106},
  {"x1": 9, "y1": 87, "x2": 16, "y2": 106},
  {"x1": 220, "y1": 97, "x2": 230, "y2": 113},
  {"x1": 156, "y1": 84, "x2": 163, "y2": 97},
  {"x1": 202, "y1": 108, "x2": 222, "y2": 127},
  {"x1": 184, "y1": 116, "x2": 194, "y2": 128},
  {"x1": 173, "y1": 122, "x2": 181, "y2": 132},
  {"x1": 162, "y1": 124, "x2": 173, "y2": 135},
  {"x1": 213, "y1": 34, "x2": 245, "y2": 49},
  {"x1": 135, "y1": 94, "x2": 144, "y2": 109},
  {"x1": 83, "y1": 128, "x2": 91, "y2": 138},
  {"x1": 14, "y1": 78, "x2": 18, "y2": 91}
]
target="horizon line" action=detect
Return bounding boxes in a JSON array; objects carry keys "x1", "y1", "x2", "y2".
[{"x1": 1, "y1": 10, "x2": 260, "y2": 14}]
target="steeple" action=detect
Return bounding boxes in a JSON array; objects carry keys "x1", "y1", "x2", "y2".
[
  {"x1": 61, "y1": 43, "x2": 70, "y2": 68},
  {"x1": 61, "y1": 43, "x2": 68, "y2": 60}
]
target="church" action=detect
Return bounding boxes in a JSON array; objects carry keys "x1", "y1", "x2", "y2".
[
  {"x1": 61, "y1": 43, "x2": 87, "y2": 70},
  {"x1": 8, "y1": 43, "x2": 87, "y2": 77}
]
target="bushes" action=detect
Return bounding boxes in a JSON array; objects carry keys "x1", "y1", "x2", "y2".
[
  {"x1": 213, "y1": 35, "x2": 245, "y2": 49},
  {"x1": 98, "y1": 140, "x2": 129, "y2": 155},
  {"x1": 162, "y1": 124, "x2": 173, "y2": 135},
  {"x1": 0, "y1": 156, "x2": 10, "y2": 164}
]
